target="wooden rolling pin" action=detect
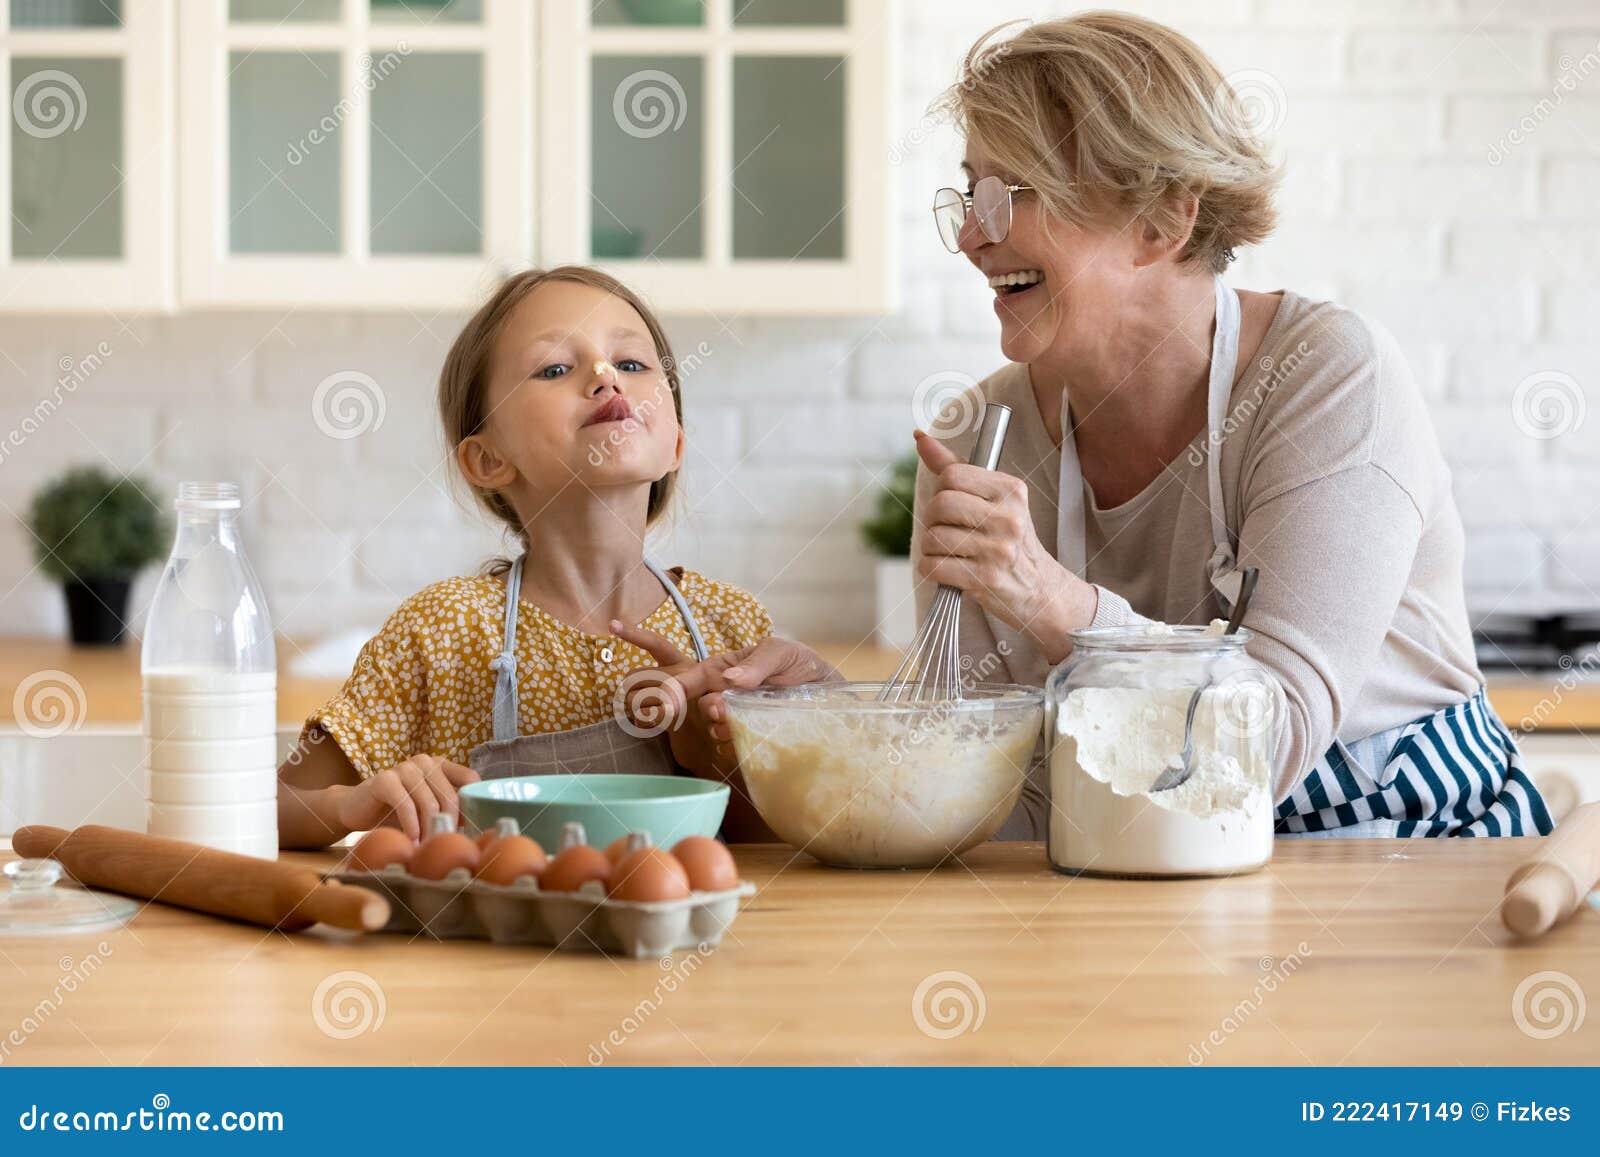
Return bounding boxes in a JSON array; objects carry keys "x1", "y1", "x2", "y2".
[
  {"x1": 1501, "y1": 802, "x2": 1600, "y2": 938},
  {"x1": 12, "y1": 824, "x2": 389, "y2": 933}
]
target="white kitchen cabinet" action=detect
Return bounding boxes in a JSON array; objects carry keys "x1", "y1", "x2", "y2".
[
  {"x1": 0, "y1": 0, "x2": 175, "y2": 311},
  {"x1": 177, "y1": 0, "x2": 530, "y2": 308},
  {"x1": 540, "y1": 0, "x2": 895, "y2": 314},
  {"x1": 168, "y1": 0, "x2": 894, "y2": 314}
]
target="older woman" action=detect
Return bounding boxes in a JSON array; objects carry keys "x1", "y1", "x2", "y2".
[
  {"x1": 908, "y1": 12, "x2": 1547, "y2": 840},
  {"x1": 682, "y1": 12, "x2": 1548, "y2": 844}
]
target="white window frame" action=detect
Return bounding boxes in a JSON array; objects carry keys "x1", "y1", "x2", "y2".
[
  {"x1": 177, "y1": 0, "x2": 530, "y2": 309},
  {"x1": 538, "y1": 0, "x2": 896, "y2": 316},
  {"x1": 0, "y1": 0, "x2": 174, "y2": 313}
]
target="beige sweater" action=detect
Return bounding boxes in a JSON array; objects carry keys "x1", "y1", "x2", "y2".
[{"x1": 912, "y1": 290, "x2": 1483, "y2": 839}]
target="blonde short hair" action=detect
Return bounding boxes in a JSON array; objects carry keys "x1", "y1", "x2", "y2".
[{"x1": 941, "y1": 11, "x2": 1280, "y2": 273}]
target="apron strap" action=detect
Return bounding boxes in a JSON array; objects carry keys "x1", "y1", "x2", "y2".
[
  {"x1": 489, "y1": 554, "x2": 524, "y2": 744},
  {"x1": 644, "y1": 557, "x2": 710, "y2": 662},
  {"x1": 489, "y1": 553, "x2": 709, "y2": 744},
  {"x1": 1204, "y1": 275, "x2": 1245, "y2": 609},
  {"x1": 1054, "y1": 398, "x2": 1087, "y2": 580},
  {"x1": 1055, "y1": 275, "x2": 1244, "y2": 604}
]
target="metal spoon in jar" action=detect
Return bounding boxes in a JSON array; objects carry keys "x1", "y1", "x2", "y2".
[{"x1": 1148, "y1": 567, "x2": 1260, "y2": 793}]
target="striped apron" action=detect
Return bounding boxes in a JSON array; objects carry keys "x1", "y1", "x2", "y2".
[
  {"x1": 1276, "y1": 689, "x2": 1553, "y2": 837},
  {"x1": 1056, "y1": 277, "x2": 1551, "y2": 838}
]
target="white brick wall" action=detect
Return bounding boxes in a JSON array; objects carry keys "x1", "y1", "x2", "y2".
[{"x1": 1, "y1": 0, "x2": 1598, "y2": 645}]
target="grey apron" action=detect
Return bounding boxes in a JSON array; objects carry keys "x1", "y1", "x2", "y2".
[{"x1": 467, "y1": 553, "x2": 710, "y2": 781}]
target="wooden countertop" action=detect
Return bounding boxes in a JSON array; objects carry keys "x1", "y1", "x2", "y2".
[
  {"x1": 0, "y1": 840, "x2": 1595, "y2": 1066},
  {"x1": 6, "y1": 636, "x2": 1600, "y2": 730}
]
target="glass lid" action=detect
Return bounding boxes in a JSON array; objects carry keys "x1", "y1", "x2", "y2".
[{"x1": 0, "y1": 858, "x2": 139, "y2": 936}]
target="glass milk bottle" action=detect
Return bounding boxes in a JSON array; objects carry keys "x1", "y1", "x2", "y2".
[{"x1": 141, "y1": 482, "x2": 278, "y2": 859}]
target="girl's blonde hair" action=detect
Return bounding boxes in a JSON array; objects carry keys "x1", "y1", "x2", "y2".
[
  {"x1": 941, "y1": 11, "x2": 1280, "y2": 272},
  {"x1": 438, "y1": 266, "x2": 683, "y2": 574}
]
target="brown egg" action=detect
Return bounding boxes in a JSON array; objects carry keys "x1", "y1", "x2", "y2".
[
  {"x1": 345, "y1": 827, "x2": 415, "y2": 872},
  {"x1": 610, "y1": 847, "x2": 691, "y2": 903},
  {"x1": 603, "y1": 836, "x2": 632, "y2": 865},
  {"x1": 672, "y1": 836, "x2": 739, "y2": 892},
  {"x1": 410, "y1": 830, "x2": 481, "y2": 881},
  {"x1": 476, "y1": 834, "x2": 547, "y2": 886},
  {"x1": 476, "y1": 818, "x2": 520, "y2": 856},
  {"x1": 539, "y1": 845, "x2": 612, "y2": 893}
]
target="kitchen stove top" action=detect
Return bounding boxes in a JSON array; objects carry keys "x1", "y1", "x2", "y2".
[{"x1": 1473, "y1": 612, "x2": 1600, "y2": 673}]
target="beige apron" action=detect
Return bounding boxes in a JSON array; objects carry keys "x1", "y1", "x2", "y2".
[{"x1": 467, "y1": 553, "x2": 710, "y2": 781}]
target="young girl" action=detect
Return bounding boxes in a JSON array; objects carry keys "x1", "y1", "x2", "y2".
[{"x1": 277, "y1": 266, "x2": 820, "y2": 847}]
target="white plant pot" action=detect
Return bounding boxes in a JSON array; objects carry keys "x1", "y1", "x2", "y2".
[{"x1": 873, "y1": 557, "x2": 917, "y2": 649}]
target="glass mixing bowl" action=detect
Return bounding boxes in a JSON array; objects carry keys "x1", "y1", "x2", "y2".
[{"x1": 722, "y1": 681, "x2": 1045, "y2": 869}]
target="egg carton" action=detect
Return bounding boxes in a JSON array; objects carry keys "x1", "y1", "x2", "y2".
[{"x1": 326, "y1": 864, "x2": 755, "y2": 958}]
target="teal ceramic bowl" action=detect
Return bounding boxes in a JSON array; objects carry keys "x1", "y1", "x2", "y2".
[{"x1": 459, "y1": 775, "x2": 729, "y2": 852}]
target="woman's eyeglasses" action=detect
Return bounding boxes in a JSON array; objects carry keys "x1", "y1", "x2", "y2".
[{"x1": 932, "y1": 175, "x2": 1035, "y2": 253}]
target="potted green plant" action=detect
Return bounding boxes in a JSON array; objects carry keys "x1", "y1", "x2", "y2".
[
  {"x1": 860, "y1": 450, "x2": 919, "y2": 648},
  {"x1": 27, "y1": 466, "x2": 168, "y2": 646}
]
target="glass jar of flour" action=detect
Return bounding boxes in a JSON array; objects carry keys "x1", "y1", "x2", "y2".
[{"x1": 1046, "y1": 624, "x2": 1280, "y2": 878}]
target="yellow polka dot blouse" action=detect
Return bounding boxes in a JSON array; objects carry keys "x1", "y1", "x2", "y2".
[{"x1": 305, "y1": 569, "x2": 773, "y2": 778}]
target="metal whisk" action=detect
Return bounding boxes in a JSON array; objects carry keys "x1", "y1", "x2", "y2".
[{"x1": 879, "y1": 403, "x2": 1013, "y2": 703}]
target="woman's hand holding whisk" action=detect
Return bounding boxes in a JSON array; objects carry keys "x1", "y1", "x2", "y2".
[{"x1": 914, "y1": 429, "x2": 1097, "y2": 664}]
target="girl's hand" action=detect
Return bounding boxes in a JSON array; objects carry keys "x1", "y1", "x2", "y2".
[
  {"x1": 608, "y1": 621, "x2": 732, "y2": 777},
  {"x1": 696, "y1": 638, "x2": 840, "y2": 755},
  {"x1": 608, "y1": 625, "x2": 839, "y2": 766},
  {"x1": 336, "y1": 754, "x2": 479, "y2": 842},
  {"x1": 914, "y1": 428, "x2": 1097, "y2": 663}
]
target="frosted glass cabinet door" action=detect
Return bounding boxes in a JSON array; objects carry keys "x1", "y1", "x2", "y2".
[
  {"x1": 369, "y1": 51, "x2": 483, "y2": 256},
  {"x1": 10, "y1": 1, "x2": 122, "y2": 27},
  {"x1": 731, "y1": 54, "x2": 844, "y2": 260},
  {"x1": 180, "y1": 0, "x2": 525, "y2": 308},
  {"x1": 229, "y1": 52, "x2": 342, "y2": 255},
  {"x1": 545, "y1": 0, "x2": 894, "y2": 315},
  {"x1": 10, "y1": 55, "x2": 122, "y2": 259},
  {"x1": 0, "y1": 0, "x2": 173, "y2": 311},
  {"x1": 590, "y1": 55, "x2": 703, "y2": 260}
]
